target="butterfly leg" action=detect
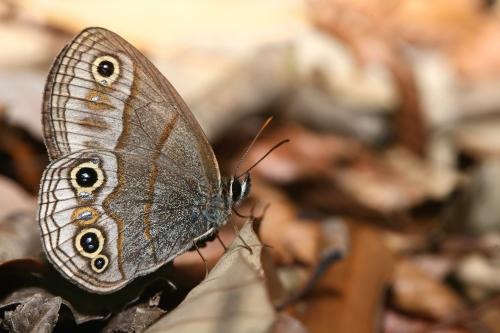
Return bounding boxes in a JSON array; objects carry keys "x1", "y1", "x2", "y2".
[
  {"x1": 215, "y1": 233, "x2": 228, "y2": 251},
  {"x1": 228, "y1": 215, "x2": 253, "y2": 255},
  {"x1": 192, "y1": 240, "x2": 209, "y2": 278}
]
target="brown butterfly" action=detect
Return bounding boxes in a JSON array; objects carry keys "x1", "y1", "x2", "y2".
[{"x1": 38, "y1": 27, "x2": 250, "y2": 294}]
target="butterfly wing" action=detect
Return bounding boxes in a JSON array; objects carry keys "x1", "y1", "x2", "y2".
[{"x1": 38, "y1": 27, "x2": 227, "y2": 293}]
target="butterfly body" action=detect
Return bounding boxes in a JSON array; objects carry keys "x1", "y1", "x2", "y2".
[{"x1": 38, "y1": 27, "x2": 247, "y2": 294}]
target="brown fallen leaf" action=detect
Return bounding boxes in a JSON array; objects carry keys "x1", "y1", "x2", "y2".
[
  {"x1": 0, "y1": 259, "x2": 180, "y2": 326},
  {"x1": 247, "y1": 123, "x2": 364, "y2": 184},
  {"x1": 333, "y1": 147, "x2": 458, "y2": 213},
  {"x1": 103, "y1": 296, "x2": 166, "y2": 333},
  {"x1": 248, "y1": 125, "x2": 457, "y2": 216},
  {"x1": 456, "y1": 254, "x2": 500, "y2": 301},
  {"x1": 249, "y1": 178, "x2": 323, "y2": 266},
  {"x1": 272, "y1": 313, "x2": 309, "y2": 333},
  {"x1": 384, "y1": 309, "x2": 474, "y2": 333},
  {"x1": 0, "y1": 117, "x2": 48, "y2": 195},
  {"x1": 452, "y1": 19, "x2": 500, "y2": 80},
  {"x1": 1, "y1": 292, "x2": 61, "y2": 333},
  {"x1": 289, "y1": 223, "x2": 395, "y2": 333},
  {"x1": 145, "y1": 221, "x2": 279, "y2": 333},
  {"x1": 168, "y1": 225, "x2": 235, "y2": 289},
  {"x1": 382, "y1": 231, "x2": 430, "y2": 255},
  {"x1": 274, "y1": 218, "x2": 348, "y2": 311},
  {"x1": 409, "y1": 255, "x2": 455, "y2": 282},
  {"x1": 0, "y1": 287, "x2": 106, "y2": 325},
  {"x1": 310, "y1": 0, "x2": 427, "y2": 155},
  {"x1": 478, "y1": 299, "x2": 500, "y2": 333},
  {"x1": 0, "y1": 176, "x2": 39, "y2": 263},
  {"x1": 444, "y1": 159, "x2": 500, "y2": 235},
  {"x1": 0, "y1": 175, "x2": 36, "y2": 219},
  {"x1": 384, "y1": 310, "x2": 430, "y2": 333},
  {"x1": 392, "y1": 259, "x2": 465, "y2": 320},
  {"x1": 0, "y1": 210, "x2": 40, "y2": 264}
]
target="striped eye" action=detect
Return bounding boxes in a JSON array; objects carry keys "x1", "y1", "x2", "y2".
[
  {"x1": 97, "y1": 60, "x2": 114, "y2": 77},
  {"x1": 91, "y1": 255, "x2": 109, "y2": 273},
  {"x1": 75, "y1": 227, "x2": 105, "y2": 258},
  {"x1": 80, "y1": 231, "x2": 99, "y2": 253},
  {"x1": 91, "y1": 55, "x2": 120, "y2": 86},
  {"x1": 76, "y1": 167, "x2": 98, "y2": 187},
  {"x1": 70, "y1": 160, "x2": 105, "y2": 198}
]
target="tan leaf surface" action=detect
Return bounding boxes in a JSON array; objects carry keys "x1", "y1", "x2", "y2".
[
  {"x1": 145, "y1": 221, "x2": 277, "y2": 333},
  {"x1": 0, "y1": 176, "x2": 39, "y2": 263},
  {"x1": 1, "y1": 292, "x2": 61, "y2": 333},
  {"x1": 393, "y1": 260, "x2": 465, "y2": 320},
  {"x1": 289, "y1": 224, "x2": 394, "y2": 333}
]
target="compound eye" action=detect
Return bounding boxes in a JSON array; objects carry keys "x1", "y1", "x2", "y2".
[{"x1": 231, "y1": 179, "x2": 242, "y2": 202}]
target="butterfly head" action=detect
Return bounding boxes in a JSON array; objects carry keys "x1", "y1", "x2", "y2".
[{"x1": 229, "y1": 173, "x2": 251, "y2": 207}]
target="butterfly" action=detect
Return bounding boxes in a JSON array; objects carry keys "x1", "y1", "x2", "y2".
[{"x1": 38, "y1": 27, "x2": 250, "y2": 294}]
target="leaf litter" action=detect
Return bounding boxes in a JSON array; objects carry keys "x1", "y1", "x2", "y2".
[{"x1": 3, "y1": 1, "x2": 500, "y2": 332}]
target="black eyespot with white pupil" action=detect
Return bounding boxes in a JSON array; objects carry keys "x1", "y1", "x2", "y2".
[
  {"x1": 76, "y1": 167, "x2": 98, "y2": 187},
  {"x1": 80, "y1": 232, "x2": 99, "y2": 253},
  {"x1": 94, "y1": 257, "x2": 105, "y2": 269},
  {"x1": 97, "y1": 60, "x2": 114, "y2": 77}
]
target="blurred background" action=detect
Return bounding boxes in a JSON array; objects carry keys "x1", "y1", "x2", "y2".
[{"x1": 2, "y1": 0, "x2": 500, "y2": 332}]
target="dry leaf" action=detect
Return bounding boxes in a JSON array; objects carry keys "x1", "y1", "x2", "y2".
[
  {"x1": 383, "y1": 310, "x2": 430, "y2": 333},
  {"x1": 456, "y1": 254, "x2": 500, "y2": 300},
  {"x1": 272, "y1": 313, "x2": 309, "y2": 333},
  {"x1": 1, "y1": 292, "x2": 61, "y2": 333},
  {"x1": 0, "y1": 210, "x2": 40, "y2": 263},
  {"x1": 249, "y1": 179, "x2": 323, "y2": 266},
  {"x1": 0, "y1": 176, "x2": 36, "y2": 219},
  {"x1": 445, "y1": 159, "x2": 500, "y2": 235},
  {"x1": 168, "y1": 226, "x2": 234, "y2": 289},
  {"x1": 0, "y1": 287, "x2": 106, "y2": 325},
  {"x1": 478, "y1": 301, "x2": 500, "y2": 333},
  {"x1": 103, "y1": 301, "x2": 166, "y2": 333},
  {"x1": 290, "y1": 224, "x2": 394, "y2": 333},
  {"x1": 248, "y1": 124, "x2": 364, "y2": 184},
  {"x1": 145, "y1": 221, "x2": 278, "y2": 333},
  {"x1": 0, "y1": 176, "x2": 39, "y2": 263},
  {"x1": 392, "y1": 260, "x2": 465, "y2": 320}
]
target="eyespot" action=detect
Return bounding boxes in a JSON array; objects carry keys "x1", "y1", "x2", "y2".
[
  {"x1": 76, "y1": 167, "x2": 98, "y2": 187},
  {"x1": 91, "y1": 55, "x2": 120, "y2": 86},
  {"x1": 91, "y1": 254, "x2": 108, "y2": 273},
  {"x1": 70, "y1": 161, "x2": 105, "y2": 196},
  {"x1": 71, "y1": 207, "x2": 99, "y2": 225},
  {"x1": 97, "y1": 60, "x2": 114, "y2": 77},
  {"x1": 80, "y1": 232, "x2": 99, "y2": 253},
  {"x1": 75, "y1": 227, "x2": 104, "y2": 258}
]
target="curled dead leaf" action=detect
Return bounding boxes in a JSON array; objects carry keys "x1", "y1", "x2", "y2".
[
  {"x1": 1, "y1": 292, "x2": 61, "y2": 333},
  {"x1": 392, "y1": 259, "x2": 465, "y2": 320},
  {"x1": 249, "y1": 179, "x2": 323, "y2": 266},
  {"x1": 145, "y1": 221, "x2": 279, "y2": 333}
]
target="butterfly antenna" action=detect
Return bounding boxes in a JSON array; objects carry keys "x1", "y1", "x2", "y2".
[
  {"x1": 236, "y1": 139, "x2": 290, "y2": 179},
  {"x1": 233, "y1": 116, "x2": 274, "y2": 177},
  {"x1": 228, "y1": 214, "x2": 253, "y2": 254}
]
